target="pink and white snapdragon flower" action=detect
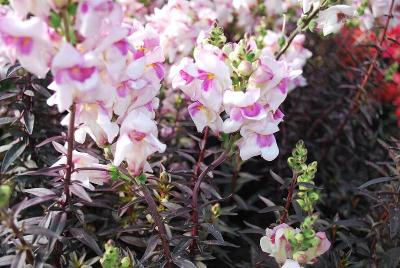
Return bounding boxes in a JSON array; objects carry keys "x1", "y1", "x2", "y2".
[
  {"x1": 170, "y1": 38, "x2": 231, "y2": 133},
  {"x1": 0, "y1": 14, "x2": 55, "y2": 78}
]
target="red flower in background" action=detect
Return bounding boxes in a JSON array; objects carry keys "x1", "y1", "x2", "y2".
[{"x1": 338, "y1": 25, "x2": 400, "y2": 126}]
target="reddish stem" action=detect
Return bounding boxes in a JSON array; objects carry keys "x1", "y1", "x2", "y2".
[
  {"x1": 63, "y1": 105, "x2": 75, "y2": 208},
  {"x1": 193, "y1": 127, "x2": 209, "y2": 180},
  {"x1": 279, "y1": 171, "x2": 298, "y2": 224},
  {"x1": 190, "y1": 151, "x2": 228, "y2": 251}
]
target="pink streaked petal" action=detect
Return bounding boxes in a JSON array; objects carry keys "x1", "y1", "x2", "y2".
[
  {"x1": 277, "y1": 77, "x2": 289, "y2": 94},
  {"x1": 179, "y1": 70, "x2": 195, "y2": 85},
  {"x1": 188, "y1": 101, "x2": 202, "y2": 116},
  {"x1": 94, "y1": 1, "x2": 114, "y2": 12},
  {"x1": 241, "y1": 103, "x2": 263, "y2": 118},
  {"x1": 230, "y1": 108, "x2": 243, "y2": 122},
  {"x1": 117, "y1": 84, "x2": 129, "y2": 97},
  {"x1": 197, "y1": 69, "x2": 209, "y2": 80},
  {"x1": 128, "y1": 130, "x2": 147, "y2": 141},
  {"x1": 201, "y1": 78, "x2": 213, "y2": 92},
  {"x1": 145, "y1": 101, "x2": 153, "y2": 111},
  {"x1": 114, "y1": 40, "x2": 129, "y2": 55},
  {"x1": 133, "y1": 49, "x2": 145, "y2": 60},
  {"x1": 152, "y1": 62, "x2": 164, "y2": 80},
  {"x1": 144, "y1": 37, "x2": 159, "y2": 49},
  {"x1": 2, "y1": 35, "x2": 15, "y2": 45},
  {"x1": 273, "y1": 109, "x2": 285, "y2": 120},
  {"x1": 256, "y1": 134, "x2": 274, "y2": 148},
  {"x1": 67, "y1": 66, "x2": 96, "y2": 82},
  {"x1": 81, "y1": 1, "x2": 89, "y2": 13},
  {"x1": 16, "y1": 37, "x2": 33, "y2": 55}
]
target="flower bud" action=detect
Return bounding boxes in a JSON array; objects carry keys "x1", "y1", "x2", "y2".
[
  {"x1": 0, "y1": 184, "x2": 11, "y2": 208},
  {"x1": 237, "y1": 60, "x2": 253, "y2": 76}
]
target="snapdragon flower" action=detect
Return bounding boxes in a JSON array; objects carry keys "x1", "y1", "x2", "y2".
[
  {"x1": 0, "y1": 14, "x2": 55, "y2": 78},
  {"x1": 317, "y1": 5, "x2": 355, "y2": 35}
]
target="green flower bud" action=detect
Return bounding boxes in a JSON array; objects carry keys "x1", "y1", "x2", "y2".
[
  {"x1": 295, "y1": 233, "x2": 304, "y2": 242},
  {"x1": 0, "y1": 185, "x2": 11, "y2": 208},
  {"x1": 303, "y1": 229, "x2": 315, "y2": 239},
  {"x1": 120, "y1": 257, "x2": 131, "y2": 268}
]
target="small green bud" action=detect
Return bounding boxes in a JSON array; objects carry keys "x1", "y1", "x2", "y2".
[
  {"x1": 50, "y1": 11, "x2": 61, "y2": 28},
  {"x1": 120, "y1": 257, "x2": 131, "y2": 268},
  {"x1": 278, "y1": 36, "x2": 286, "y2": 48},
  {"x1": 0, "y1": 185, "x2": 12, "y2": 208},
  {"x1": 309, "y1": 20, "x2": 318, "y2": 32},
  {"x1": 309, "y1": 192, "x2": 320, "y2": 202},
  {"x1": 303, "y1": 229, "x2": 315, "y2": 239},
  {"x1": 295, "y1": 233, "x2": 304, "y2": 242}
]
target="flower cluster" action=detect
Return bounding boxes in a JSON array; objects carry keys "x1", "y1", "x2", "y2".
[
  {"x1": 260, "y1": 222, "x2": 330, "y2": 268},
  {"x1": 171, "y1": 26, "x2": 302, "y2": 161},
  {"x1": 147, "y1": 0, "x2": 233, "y2": 64},
  {"x1": 0, "y1": 0, "x2": 166, "y2": 183}
]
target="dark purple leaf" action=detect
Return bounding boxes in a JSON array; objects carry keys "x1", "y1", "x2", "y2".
[
  {"x1": 389, "y1": 206, "x2": 400, "y2": 239},
  {"x1": 0, "y1": 92, "x2": 18, "y2": 101},
  {"x1": 0, "y1": 255, "x2": 15, "y2": 266},
  {"x1": 24, "y1": 226, "x2": 60, "y2": 239},
  {"x1": 1, "y1": 140, "x2": 28, "y2": 173},
  {"x1": 22, "y1": 111, "x2": 34, "y2": 134},
  {"x1": 10, "y1": 250, "x2": 26, "y2": 268},
  {"x1": 201, "y1": 240, "x2": 239, "y2": 248},
  {"x1": 120, "y1": 236, "x2": 146, "y2": 247},
  {"x1": 0, "y1": 117, "x2": 15, "y2": 125},
  {"x1": 23, "y1": 188, "x2": 56, "y2": 197},
  {"x1": 202, "y1": 223, "x2": 224, "y2": 243},
  {"x1": 36, "y1": 135, "x2": 65, "y2": 148},
  {"x1": 358, "y1": 177, "x2": 397, "y2": 189},
  {"x1": 269, "y1": 169, "x2": 284, "y2": 185},
  {"x1": 258, "y1": 206, "x2": 284, "y2": 214},
  {"x1": 140, "y1": 235, "x2": 159, "y2": 262},
  {"x1": 70, "y1": 184, "x2": 92, "y2": 203},
  {"x1": 31, "y1": 83, "x2": 51, "y2": 98},
  {"x1": 13, "y1": 195, "x2": 56, "y2": 217},
  {"x1": 22, "y1": 165, "x2": 65, "y2": 176},
  {"x1": 173, "y1": 257, "x2": 196, "y2": 268},
  {"x1": 69, "y1": 228, "x2": 102, "y2": 255}
]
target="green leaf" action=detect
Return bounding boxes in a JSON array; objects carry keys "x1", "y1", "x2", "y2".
[
  {"x1": 1, "y1": 141, "x2": 28, "y2": 173},
  {"x1": 67, "y1": 2, "x2": 78, "y2": 15},
  {"x1": 50, "y1": 11, "x2": 61, "y2": 28}
]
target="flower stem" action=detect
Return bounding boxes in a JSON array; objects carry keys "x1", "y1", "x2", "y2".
[
  {"x1": 276, "y1": 0, "x2": 326, "y2": 60},
  {"x1": 190, "y1": 150, "x2": 228, "y2": 251},
  {"x1": 63, "y1": 104, "x2": 75, "y2": 208},
  {"x1": 279, "y1": 171, "x2": 298, "y2": 224}
]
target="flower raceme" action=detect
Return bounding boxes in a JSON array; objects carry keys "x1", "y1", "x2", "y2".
[
  {"x1": 0, "y1": 0, "x2": 166, "y2": 179},
  {"x1": 171, "y1": 28, "x2": 300, "y2": 162}
]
